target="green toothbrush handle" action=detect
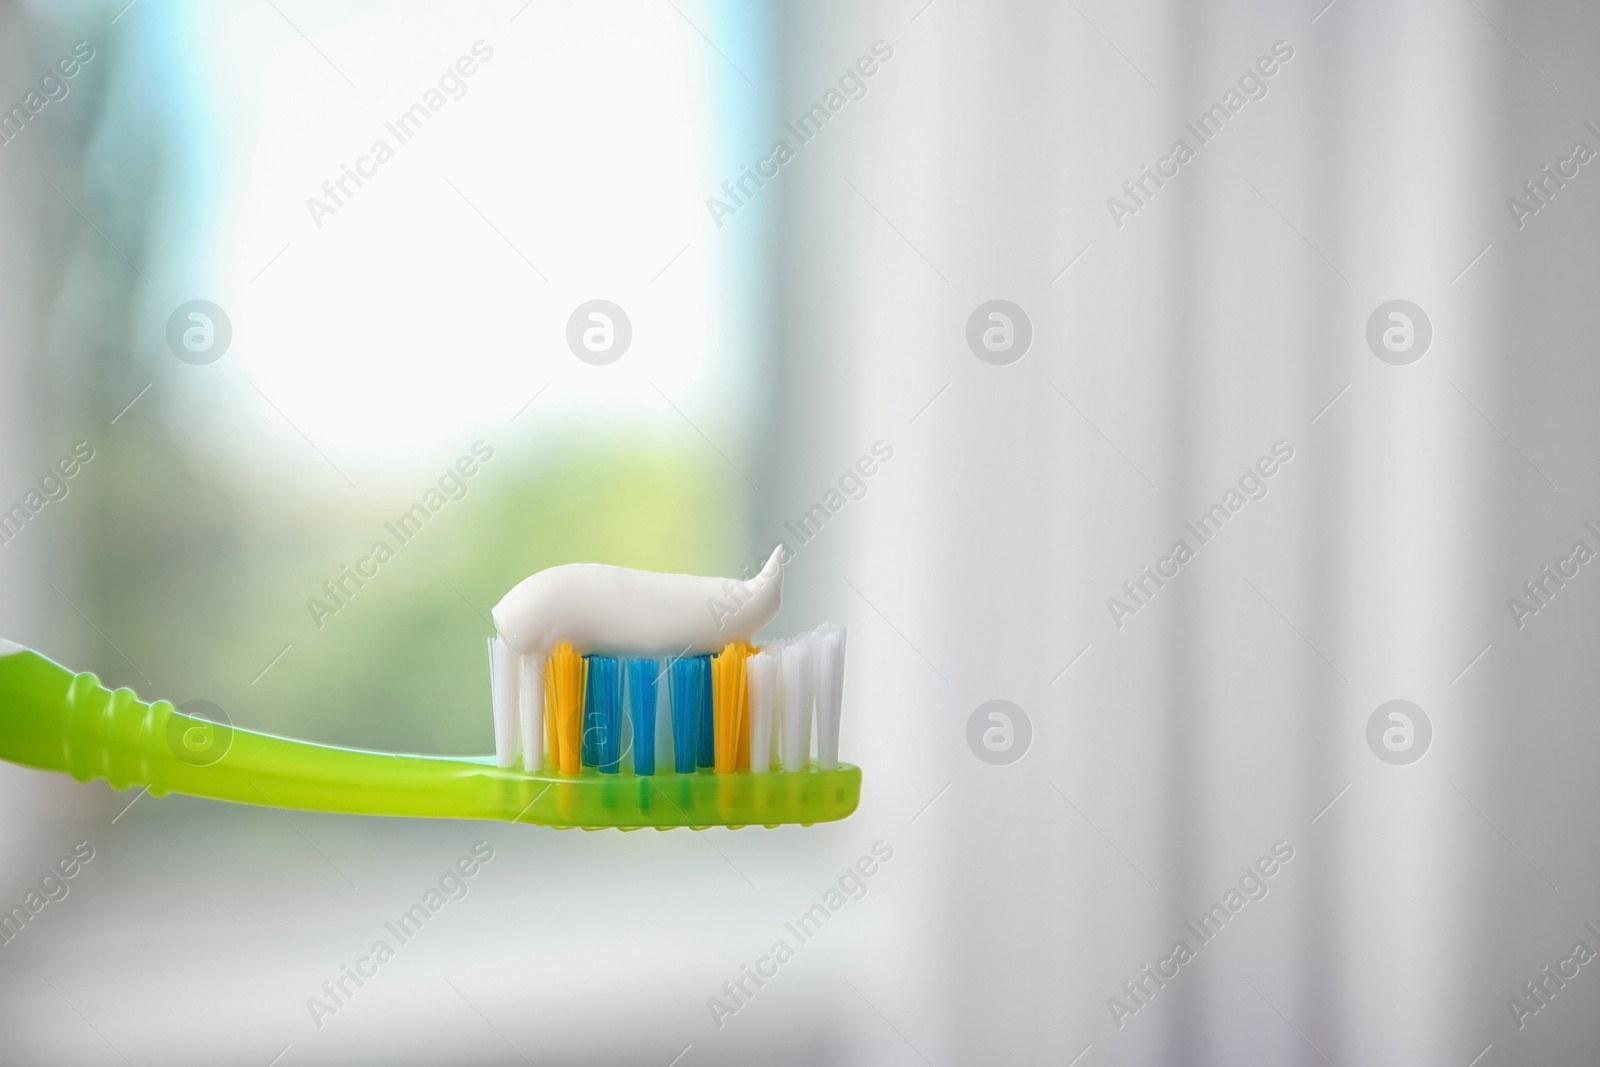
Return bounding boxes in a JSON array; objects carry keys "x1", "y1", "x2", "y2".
[{"x1": 0, "y1": 649, "x2": 861, "y2": 829}]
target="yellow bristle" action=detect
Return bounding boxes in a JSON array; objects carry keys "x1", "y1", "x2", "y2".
[
  {"x1": 544, "y1": 661, "x2": 557, "y2": 769},
  {"x1": 736, "y1": 656, "x2": 751, "y2": 771},
  {"x1": 548, "y1": 643, "x2": 585, "y2": 775},
  {"x1": 712, "y1": 642, "x2": 753, "y2": 774}
]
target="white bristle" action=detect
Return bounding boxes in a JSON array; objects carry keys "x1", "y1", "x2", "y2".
[
  {"x1": 813, "y1": 625, "x2": 847, "y2": 770},
  {"x1": 747, "y1": 651, "x2": 778, "y2": 773},
  {"x1": 769, "y1": 678, "x2": 783, "y2": 769},
  {"x1": 518, "y1": 655, "x2": 544, "y2": 773},
  {"x1": 489, "y1": 636, "x2": 521, "y2": 769},
  {"x1": 762, "y1": 638, "x2": 785, "y2": 767},
  {"x1": 780, "y1": 641, "x2": 813, "y2": 771},
  {"x1": 799, "y1": 631, "x2": 826, "y2": 764}
]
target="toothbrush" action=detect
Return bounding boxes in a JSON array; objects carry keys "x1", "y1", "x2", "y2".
[{"x1": 0, "y1": 552, "x2": 859, "y2": 830}]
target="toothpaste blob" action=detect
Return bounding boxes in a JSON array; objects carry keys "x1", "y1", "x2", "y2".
[{"x1": 491, "y1": 546, "x2": 783, "y2": 659}]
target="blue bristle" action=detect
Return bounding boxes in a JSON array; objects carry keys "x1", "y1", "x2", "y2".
[
  {"x1": 601, "y1": 663, "x2": 622, "y2": 774},
  {"x1": 626, "y1": 657, "x2": 658, "y2": 776},
  {"x1": 692, "y1": 654, "x2": 714, "y2": 768},
  {"x1": 668, "y1": 656, "x2": 707, "y2": 775},
  {"x1": 584, "y1": 656, "x2": 622, "y2": 774}
]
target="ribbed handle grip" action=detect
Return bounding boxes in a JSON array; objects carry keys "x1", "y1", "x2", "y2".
[{"x1": 61, "y1": 670, "x2": 173, "y2": 793}]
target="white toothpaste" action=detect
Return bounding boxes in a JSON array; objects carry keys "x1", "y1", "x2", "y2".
[
  {"x1": 491, "y1": 546, "x2": 783, "y2": 659},
  {"x1": 488, "y1": 548, "x2": 783, "y2": 769}
]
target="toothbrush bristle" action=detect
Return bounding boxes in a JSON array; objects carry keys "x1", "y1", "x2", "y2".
[
  {"x1": 544, "y1": 658, "x2": 558, "y2": 766},
  {"x1": 653, "y1": 666, "x2": 673, "y2": 772},
  {"x1": 583, "y1": 655, "x2": 622, "y2": 773},
  {"x1": 779, "y1": 642, "x2": 813, "y2": 772},
  {"x1": 548, "y1": 643, "x2": 584, "y2": 775},
  {"x1": 518, "y1": 654, "x2": 542, "y2": 773},
  {"x1": 626, "y1": 657, "x2": 658, "y2": 776},
  {"x1": 692, "y1": 654, "x2": 715, "y2": 769},
  {"x1": 711, "y1": 642, "x2": 753, "y2": 774},
  {"x1": 813, "y1": 625, "x2": 847, "y2": 770},
  {"x1": 489, "y1": 636, "x2": 520, "y2": 769},
  {"x1": 668, "y1": 655, "x2": 706, "y2": 775},
  {"x1": 746, "y1": 651, "x2": 777, "y2": 773},
  {"x1": 486, "y1": 625, "x2": 846, "y2": 782}
]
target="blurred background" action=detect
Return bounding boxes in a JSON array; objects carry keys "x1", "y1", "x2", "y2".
[{"x1": 2, "y1": 0, "x2": 1598, "y2": 1063}]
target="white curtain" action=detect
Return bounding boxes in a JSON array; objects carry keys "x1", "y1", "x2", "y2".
[{"x1": 765, "y1": 0, "x2": 1580, "y2": 1062}]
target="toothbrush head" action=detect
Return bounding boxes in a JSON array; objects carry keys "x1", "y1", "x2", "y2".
[{"x1": 483, "y1": 557, "x2": 859, "y2": 828}]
